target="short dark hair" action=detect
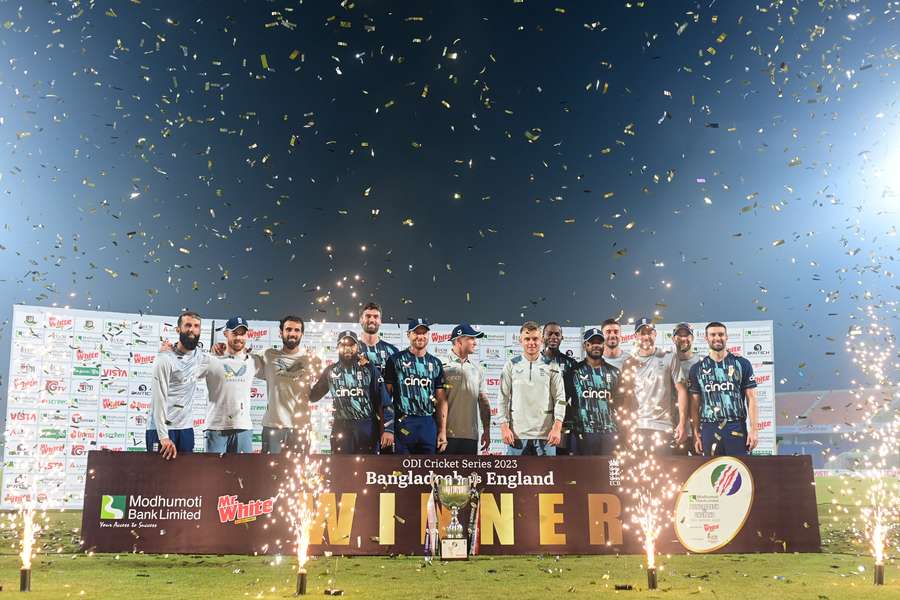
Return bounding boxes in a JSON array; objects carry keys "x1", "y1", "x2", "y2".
[
  {"x1": 705, "y1": 321, "x2": 727, "y2": 333},
  {"x1": 542, "y1": 321, "x2": 562, "y2": 332},
  {"x1": 361, "y1": 302, "x2": 382, "y2": 314},
  {"x1": 177, "y1": 311, "x2": 201, "y2": 327},
  {"x1": 600, "y1": 318, "x2": 619, "y2": 328},
  {"x1": 280, "y1": 315, "x2": 305, "y2": 333}
]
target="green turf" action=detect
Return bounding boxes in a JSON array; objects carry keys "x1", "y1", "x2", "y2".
[{"x1": 0, "y1": 476, "x2": 895, "y2": 599}]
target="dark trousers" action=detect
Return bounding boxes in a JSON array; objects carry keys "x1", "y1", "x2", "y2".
[
  {"x1": 701, "y1": 421, "x2": 749, "y2": 456},
  {"x1": 576, "y1": 432, "x2": 618, "y2": 456},
  {"x1": 331, "y1": 419, "x2": 377, "y2": 454},
  {"x1": 395, "y1": 415, "x2": 437, "y2": 455},
  {"x1": 261, "y1": 426, "x2": 309, "y2": 455},
  {"x1": 443, "y1": 437, "x2": 478, "y2": 455}
]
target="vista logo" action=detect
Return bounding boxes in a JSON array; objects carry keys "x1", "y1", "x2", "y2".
[{"x1": 101, "y1": 495, "x2": 126, "y2": 519}]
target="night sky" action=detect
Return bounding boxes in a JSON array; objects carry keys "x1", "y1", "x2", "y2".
[{"x1": 0, "y1": 0, "x2": 897, "y2": 410}]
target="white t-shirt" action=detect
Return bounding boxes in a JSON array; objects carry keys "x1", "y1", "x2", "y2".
[{"x1": 205, "y1": 353, "x2": 254, "y2": 430}]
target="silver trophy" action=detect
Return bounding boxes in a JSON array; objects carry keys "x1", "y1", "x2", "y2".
[{"x1": 438, "y1": 476, "x2": 472, "y2": 560}]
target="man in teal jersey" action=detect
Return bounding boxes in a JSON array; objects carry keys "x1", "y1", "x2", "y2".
[
  {"x1": 310, "y1": 330, "x2": 393, "y2": 454},
  {"x1": 565, "y1": 328, "x2": 624, "y2": 455},
  {"x1": 689, "y1": 322, "x2": 758, "y2": 456},
  {"x1": 383, "y1": 318, "x2": 448, "y2": 454},
  {"x1": 358, "y1": 301, "x2": 399, "y2": 453}
]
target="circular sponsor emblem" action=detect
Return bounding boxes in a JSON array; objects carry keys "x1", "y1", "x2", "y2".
[{"x1": 673, "y1": 457, "x2": 754, "y2": 552}]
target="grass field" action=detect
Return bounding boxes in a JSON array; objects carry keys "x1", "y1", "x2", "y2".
[{"x1": 0, "y1": 477, "x2": 896, "y2": 599}]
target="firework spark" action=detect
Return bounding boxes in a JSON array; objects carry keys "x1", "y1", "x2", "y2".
[
  {"x1": 271, "y1": 341, "x2": 329, "y2": 596},
  {"x1": 832, "y1": 303, "x2": 899, "y2": 584},
  {"x1": 615, "y1": 426, "x2": 679, "y2": 589}
]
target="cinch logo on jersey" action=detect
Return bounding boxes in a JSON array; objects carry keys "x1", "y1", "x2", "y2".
[
  {"x1": 710, "y1": 464, "x2": 742, "y2": 496},
  {"x1": 99, "y1": 494, "x2": 202, "y2": 523},
  {"x1": 581, "y1": 388, "x2": 612, "y2": 400},
  {"x1": 703, "y1": 381, "x2": 735, "y2": 393},
  {"x1": 217, "y1": 495, "x2": 274, "y2": 525},
  {"x1": 403, "y1": 376, "x2": 433, "y2": 389},
  {"x1": 334, "y1": 387, "x2": 365, "y2": 398}
]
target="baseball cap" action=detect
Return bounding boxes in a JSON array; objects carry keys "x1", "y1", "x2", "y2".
[
  {"x1": 673, "y1": 322, "x2": 694, "y2": 335},
  {"x1": 450, "y1": 323, "x2": 485, "y2": 341},
  {"x1": 634, "y1": 317, "x2": 655, "y2": 334},
  {"x1": 224, "y1": 316, "x2": 248, "y2": 332},
  {"x1": 336, "y1": 330, "x2": 359, "y2": 344},
  {"x1": 407, "y1": 318, "x2": 431, "y2": 332},
  {"x1": 582, "y1": 327, "x2": 605, "y2": 343}
]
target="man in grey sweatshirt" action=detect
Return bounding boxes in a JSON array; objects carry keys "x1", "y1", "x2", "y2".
[
  {"x1": 204, "y1": 316, "x2": 255, "y2": 453},
  {"x1": 255, "y1": 315, "x2": 318, "y2": 454},
  {"x1": 498, "y1": 321, "x2": 567, "y2": 456}
]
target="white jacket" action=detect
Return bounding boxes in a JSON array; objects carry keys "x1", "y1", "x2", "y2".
[{"x1": 498, "y1": 354, "x2": 566, "y2": 439}]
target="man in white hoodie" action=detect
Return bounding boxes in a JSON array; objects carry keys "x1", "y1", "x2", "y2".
[{"x1": 498, "y1": 321, "x2": 567, "y2": 456}]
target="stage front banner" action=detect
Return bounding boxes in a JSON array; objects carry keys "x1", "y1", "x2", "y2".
[{"x1": 81, "y1": 453, "x2": 819, "y2": 555}]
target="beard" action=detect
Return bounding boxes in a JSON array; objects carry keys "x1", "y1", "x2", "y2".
[
  {"x1": 179, "y1": 332, "x2": 199, "y2": 351},
  {"x1": 362, "y1": 322, "x2": 379, "y2": 334},
  {"x1": 228, "y1": 339, "x2": 246, "y2": 353},
  {"x1": 282, "y1": 337, "x2": 300, "y2": 350},
  {"x1": 710, "y1": 341, "x2": 725, "y2": 351}
]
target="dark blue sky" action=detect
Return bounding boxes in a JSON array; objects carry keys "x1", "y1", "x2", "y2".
[{"x1": 0, "y1": 0, "x2": 896, "y2": 400}]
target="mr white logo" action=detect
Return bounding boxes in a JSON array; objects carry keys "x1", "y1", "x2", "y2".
[
  {"x1": 581, "y1": 389, "x2": 611, "y2": 400},
  {"x1": 403, "y1": 376, "x2": 432, "y2": 388},
  {"x1": 704, "y1": 381, "x2": 736, "y2": 393},
  {"x1": 217, "y1": 495, "x2": 274, "y2": 524},
  {"x1": 334, "y1": 387, "x2": 365, "y2": 398}
]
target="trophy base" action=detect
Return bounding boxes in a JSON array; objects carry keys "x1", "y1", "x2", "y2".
[{"x1": 441, "y1": 538, "x2": 468, "y2": 560}]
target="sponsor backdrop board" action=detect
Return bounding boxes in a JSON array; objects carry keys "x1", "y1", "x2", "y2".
[
  {"x1": 81, "y1": 453, "x2": 819, "y2": 555},
  {"x1": 3, "y1": 305, "x2": 775, "y2": 509}
]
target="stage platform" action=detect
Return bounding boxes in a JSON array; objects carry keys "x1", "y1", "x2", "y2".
[{"x1": 81, "y1": 452, "x2": 820, "y2": 555}]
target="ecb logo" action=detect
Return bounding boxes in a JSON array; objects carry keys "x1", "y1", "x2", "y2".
[{"x1": 100, "y1": 495, "x2": 126, "y2": 519}]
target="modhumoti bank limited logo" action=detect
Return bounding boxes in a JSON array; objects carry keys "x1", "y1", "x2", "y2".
[{"x1": 100, "y1": 495, "x2": 125, "y2": 519}]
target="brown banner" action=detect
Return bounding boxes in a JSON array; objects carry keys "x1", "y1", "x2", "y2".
[{"x1": 81, "y1": 452, "x2": 819, "y2": 555}]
